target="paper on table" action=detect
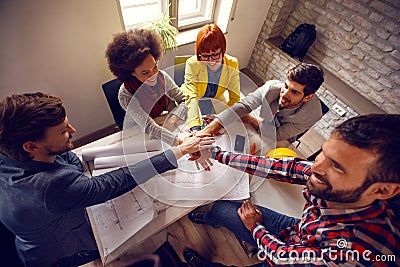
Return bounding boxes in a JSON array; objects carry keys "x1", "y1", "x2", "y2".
[
  {"x1": 89, "y1": 159, "x2": 157, "y2": 260},
  {"x1": 86, "y1": 134, "x2": 249, "y2": 263},
  {"x1": 155, "y1": 159, "x2": 249, "y2": 200},
  {"x1": 81, "y1": 140, "x2": 162, "y2": 161},
  {"x1": 92, "y1": 167, "x2": 119, "y2": 176},
  {"x1": 93, "y1": 151, "x2": 161, "y2": 170},
  {"x1": 154, "y1": 135, "x2": 249, "y2": 201},
  {"x1": 219, "y1": 169, "x2": 250, "y2": 200},
  {"x1": 88, "y1": 186, "x2": 154, "y2": 257}
]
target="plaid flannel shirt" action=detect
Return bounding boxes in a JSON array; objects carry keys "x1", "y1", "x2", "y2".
[{"x1": 215, "y1": 151, "x2": 400, "y2": 266}]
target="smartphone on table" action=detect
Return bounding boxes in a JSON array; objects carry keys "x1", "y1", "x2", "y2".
[{"x1": 234, "y1": 135, "x2": 246, "y2": 153}]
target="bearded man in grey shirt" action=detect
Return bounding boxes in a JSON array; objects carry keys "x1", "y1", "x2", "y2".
[{"x1": 198, "y1": 63, "x2": 325, "y2": 142}]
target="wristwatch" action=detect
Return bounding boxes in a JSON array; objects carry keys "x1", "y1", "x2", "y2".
[{"x1": 211, "y1": 146, "x2": 221, "y2": 159}]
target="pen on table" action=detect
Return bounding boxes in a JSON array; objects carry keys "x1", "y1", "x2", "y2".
[{"x1": 250, "y1": 142, "x2": 256, "y2": 155}]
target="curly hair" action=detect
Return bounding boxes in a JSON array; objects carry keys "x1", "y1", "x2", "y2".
[
  {"x1": 105, "y1": 28, "x2": 163, "y2": 82},
  {"x1": 0, "y1": 92, "x2": 66, "y2": 161},
  {"x1": 287, "y1": 63, "x2": 324, "y2": 96}
]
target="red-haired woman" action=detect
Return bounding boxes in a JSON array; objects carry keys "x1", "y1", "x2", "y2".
[{"x1": 181, "y1": 24, "x2": 240, "y2": 132}]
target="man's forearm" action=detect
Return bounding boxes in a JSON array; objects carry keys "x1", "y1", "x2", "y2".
[
  {"x1": 202, "y1": 118, "x2": 223, "y2": 135},
  {"x1": 170, "y1": 146, "x2": 184, "y2": 160},
  {"x1": 127, "y1": 149, "x2": 178, "y2": 184},
  {"x1": 240, "y1": 114, "x2": 260, "y2": 131}
]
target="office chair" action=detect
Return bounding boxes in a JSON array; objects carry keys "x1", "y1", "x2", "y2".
[
  {"x1": 173, "y1": 55, "x2": 191, "y2": 86},
  {"x1": 102, "y1": 78, "x2": 125, "y2": 130},
  {"x1": 291, "y1": 99, "x2": 329, "y2": 148}
]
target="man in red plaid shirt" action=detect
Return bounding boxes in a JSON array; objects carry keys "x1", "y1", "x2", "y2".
[{"x1": 184, "y1": 114, "x2": 400, "y2": 267}]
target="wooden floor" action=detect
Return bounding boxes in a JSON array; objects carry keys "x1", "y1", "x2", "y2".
[{"x1": 81, "y1": 202, "x2": 263, "y2": 267}]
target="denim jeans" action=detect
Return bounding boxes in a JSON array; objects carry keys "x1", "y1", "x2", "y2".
[{"x1": 204, "y1": 200, "x2": 300, "y2": 250}]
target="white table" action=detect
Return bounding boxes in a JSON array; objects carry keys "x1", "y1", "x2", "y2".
[
  {"x1": 73, "y1": 128, "x2": 204, "y2": 265},
  {"x1": 73, "y1": 111, "x2": 304, "y2": 265},
  {"x1": 73, "y1": 119, "x2": 258, "y2": 265}
]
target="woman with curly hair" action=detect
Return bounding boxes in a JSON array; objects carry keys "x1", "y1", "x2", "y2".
[
  {"x1": 106, "y1": 28, "x2": 186, "y2": 146},
  {"x1": 181, "y1": 23, "x2": 241, "y2": 132}
]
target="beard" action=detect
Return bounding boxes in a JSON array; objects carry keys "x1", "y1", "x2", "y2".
[
  {"x1": 306, "y1": 172, "x2": 372, "y2": 203},
  {"x1": 46, "y1": 136, "x2": 74, "y2": 156}
]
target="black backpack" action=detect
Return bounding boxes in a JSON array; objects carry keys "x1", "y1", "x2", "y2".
[{"x1": 280, "y1": 23, "x2": 316, "y2": 62}]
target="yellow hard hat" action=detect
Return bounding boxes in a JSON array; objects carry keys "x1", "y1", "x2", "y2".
[{"x1": 265, "y1": 147, "x2": 298, "y2": 158}]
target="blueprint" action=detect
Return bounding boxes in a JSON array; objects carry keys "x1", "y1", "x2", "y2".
[
  {"x1": 155, "y1": 154, "x2": 249, "y2": 200},
  {"x1": 89, "y1": 186, "x2": 154, "y2": 257},
  {"x1": 86, "y1": 135, "x2": 249, "y2": 258}
]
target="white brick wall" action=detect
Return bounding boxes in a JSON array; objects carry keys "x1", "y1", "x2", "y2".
[{"x1": 247, "y1": 0, "x2": 399, "y2": 138}]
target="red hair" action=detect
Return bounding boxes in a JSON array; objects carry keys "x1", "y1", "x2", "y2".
[{"x1": 195, "y1": 24, "x2": 226, "y2": 61}]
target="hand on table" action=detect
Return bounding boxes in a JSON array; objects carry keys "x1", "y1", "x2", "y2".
[{"x1": 237, "y1": 200, "x2": 263, "y2": 231}]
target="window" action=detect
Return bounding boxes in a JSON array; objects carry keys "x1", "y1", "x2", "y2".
[
  {"x1": 171, "y1": 0, "x2": 216, "y2": 30},
  {"x1": 118, "y1": 0, "x2": 236, "y2": 46},
  {"x1": 118, "y1": 0, "x2": 168, "y2": 29},
  {"x1": 119, "y1": 0, "x2": 216, "y2": 31}
]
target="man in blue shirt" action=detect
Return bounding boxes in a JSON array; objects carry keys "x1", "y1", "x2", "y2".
[{"x1": 0, "y1": 92, "x2": 214, "y2": 267}]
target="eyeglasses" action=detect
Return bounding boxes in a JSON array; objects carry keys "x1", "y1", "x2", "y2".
[{"x1": 199, "y1": 50, "x2": 222, "y2": 61}]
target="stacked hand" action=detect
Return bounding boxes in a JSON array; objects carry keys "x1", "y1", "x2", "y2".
[
  {"x1": 183, "y1": 132, "x2": 213, "y2": 171},
  {"x1": 184, "y1": 117, "x2": 226, "y2": 171},
  {"x1": 178, "y1": 133, "x2": 215, "y2": 155},
  {"x1": 202, "y1": 114, "x2": 217, "y2": 127},
  {"x1": 188, "y1": 146, "x2": 213, "y2": 171}
]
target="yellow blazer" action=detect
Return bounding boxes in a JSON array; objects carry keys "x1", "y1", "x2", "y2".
[{"x1": 181, "y1": 54, "x2": 241, "y2": 128}]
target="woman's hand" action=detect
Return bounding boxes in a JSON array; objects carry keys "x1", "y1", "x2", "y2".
[{"x1": 163, "y1": 114, "x2": 180, "y2": 131}]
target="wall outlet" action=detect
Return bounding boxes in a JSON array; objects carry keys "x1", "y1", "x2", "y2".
[{"x1": 332, "y1": 103, "x2": 346, "y2": 117}]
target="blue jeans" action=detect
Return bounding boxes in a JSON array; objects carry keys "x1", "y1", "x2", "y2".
[{"x1": 203, "y1": 200, "x2": 300, "y2": 266}]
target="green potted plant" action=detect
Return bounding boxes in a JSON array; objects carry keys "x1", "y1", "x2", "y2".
[{"x1": 142, "y1": 10, "x2": 179, "y2": 53}]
